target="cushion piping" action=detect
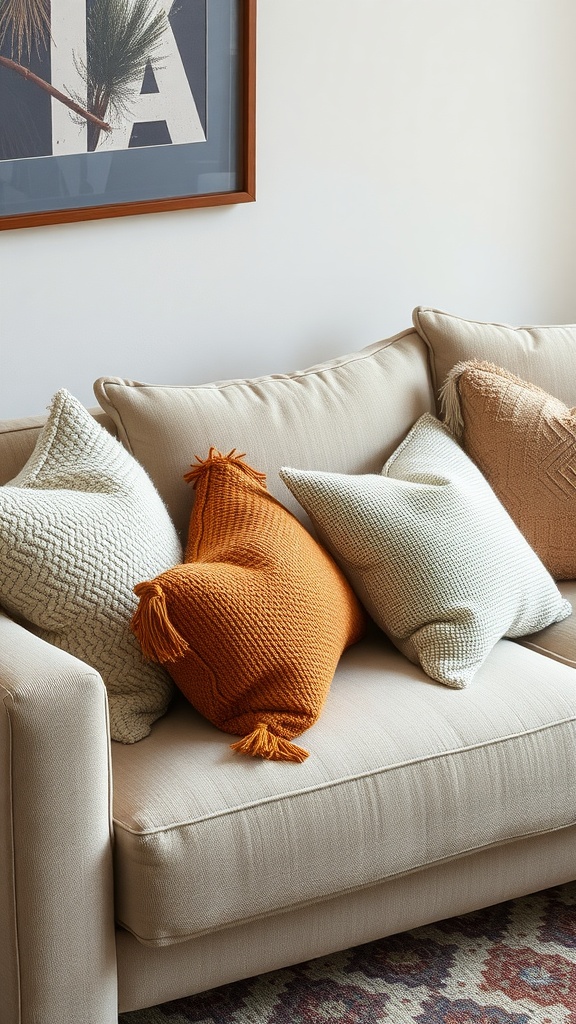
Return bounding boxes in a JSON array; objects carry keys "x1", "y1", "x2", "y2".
[
  {"x1": 113, "y1": 715, "x2": 576, "y2": 835},
  {"x1": 94, "y1": 329, "x2": 423, "y2": 456},
  {"x1": 411, "y1": 306, "x2": 576, "y2": 398},
  {"x1": 98, "y1": 329, "x2": 419, "y2": 397},
  {"x1": 116, "y1": 818, "x2": 576, "y2": 947}
]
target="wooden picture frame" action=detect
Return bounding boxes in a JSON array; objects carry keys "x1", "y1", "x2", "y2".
[{"x1": 0, "y1": 0, "x2": 256, "y2": 230}]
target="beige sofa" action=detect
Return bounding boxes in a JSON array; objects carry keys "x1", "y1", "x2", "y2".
[{"x1": 2, "y1": 307, "x2": 576, "y2": 1023}]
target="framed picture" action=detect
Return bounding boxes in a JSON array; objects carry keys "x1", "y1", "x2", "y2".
[{"x1": 0, "y1": 0, "x2": 256, "y2": 230}]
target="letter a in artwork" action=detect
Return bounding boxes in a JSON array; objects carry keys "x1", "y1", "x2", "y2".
[
  {"x1": 96, "y1": 0, "x2": 206, "y2": 152},
  {"x1": 50, "y1": 0, "x2": 206, "y2": 156}
]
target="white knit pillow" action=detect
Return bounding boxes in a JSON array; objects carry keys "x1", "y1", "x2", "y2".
[
  {"x1": 0, "y1": 390, "x2": 182, "y2": 742},
  {"x1": 280, "y1": 414, "x2": 571, "y2": 688}
]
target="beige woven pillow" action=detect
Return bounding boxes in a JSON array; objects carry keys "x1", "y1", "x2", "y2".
[
  {"x1": 412, "y1": 306, "x2": 576, "y2": 407},
  {"x1": 93, "y1": 331, "x2": 434, "y2": 541},
  {"x1": 441, "y1": 360, "x2": 576, "y2": 580},
  {"x1": 0, "y1": 389, "x2": 182, "y2": 743},
  {"x1": 280, "y1": 414, "x2": 571, "y2": 688}
]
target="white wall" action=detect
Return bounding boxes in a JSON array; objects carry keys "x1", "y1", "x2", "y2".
[{"x1": 2, "y1": 0, "x2": 576, "y2": 419}]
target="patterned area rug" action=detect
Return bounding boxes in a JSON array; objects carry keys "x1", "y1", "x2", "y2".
[{"x1": 119, "y1": 881, "x2": 576, "y2": 1023}]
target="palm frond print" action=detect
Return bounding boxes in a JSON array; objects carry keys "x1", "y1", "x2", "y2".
[
  {"x1": 83, "y1": 0, "x2": 168, "y2": 150},
  {"x1": 0, "y1": 0, "x2": 50, "y2": 59}
]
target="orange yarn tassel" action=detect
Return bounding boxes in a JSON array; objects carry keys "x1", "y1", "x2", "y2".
[
  {"x1": 230, "y1": 723, "x2": 309, "y2": 762},
  {"x1": 184, "y1": 448, "x2": 267, "y2": 488},
  {"x1": 131, "y1": 581, "x2": 190, "y2": 663}
]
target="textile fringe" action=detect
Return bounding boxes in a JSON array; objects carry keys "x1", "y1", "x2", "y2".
[
  {"x1": 131, "y1": 580, "x2": 189, "y2": 663},
  {"x1": 184, "y1": 448, "x2": 267, "y2": 487},
  {"x1": 230, "y1": 723, "x2": 309, "y2": 763},
  {"x1": 439, "y1": 361, "x2": 468, "y2": 439}
]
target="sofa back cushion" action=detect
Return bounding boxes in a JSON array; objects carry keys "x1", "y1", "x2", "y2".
[
  {"x1": 413, "y1": 306, "x2": 576, "y2": 407},
  {"x1": 94, "y1": 330, "x2": 434, "y2": 539}
]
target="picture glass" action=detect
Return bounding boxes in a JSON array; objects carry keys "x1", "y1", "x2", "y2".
[{"x1": 0, "y1": 0, "x2": 246, "y2": 222}]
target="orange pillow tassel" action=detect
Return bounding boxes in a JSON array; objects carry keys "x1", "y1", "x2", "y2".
[
  {"x1": 229, "y1": 723, "x2": 309, "y2": 763},
  {"x1": 131, "y1": 580, "x2": 190, "y2": 663},
  {"x1": 131, "y1": 448, "x2": 364, "y2": 761}
]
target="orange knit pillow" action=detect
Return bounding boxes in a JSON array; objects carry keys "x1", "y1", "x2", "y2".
[{"x1": 131, "y1": 449, "x2": 365, "y2": 761}]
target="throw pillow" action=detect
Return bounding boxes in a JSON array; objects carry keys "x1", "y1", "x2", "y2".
[
  {"x1": 441, "y1": 360, "x2": 576, "y2": 580},
  {"x1": 279, "y1": 414, "x2": 571, "y2": 689},
  {"x1": 131, "y1": 448, "x2": 365, "y2": 762},
  {"x1": 0, "y1": 389, "x2": 183, "y2": 743}
]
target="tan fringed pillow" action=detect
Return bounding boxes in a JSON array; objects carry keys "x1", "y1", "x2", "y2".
[{"x1": 441, "y1": 360, "x2": 576, "y2": 579}]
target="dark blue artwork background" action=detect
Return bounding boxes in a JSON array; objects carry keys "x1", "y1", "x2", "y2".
[{"x1": 0, "y1": 39, "x2": 52, "y2": 159}]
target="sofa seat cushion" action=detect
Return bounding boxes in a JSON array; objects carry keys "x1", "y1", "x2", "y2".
[{"x1": 111, "y1": 634, "x2": 576, "y2": 947}]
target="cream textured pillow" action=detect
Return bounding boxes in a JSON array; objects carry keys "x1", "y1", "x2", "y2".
[
  {"x1": 280, "y1": 414, "x2": 571, "y2": 688},
  {"x1": 0, "y1": 389, "x2": 182, "y2": 743},
  {"x1": 441, "y1": 360, "x2": 576, "y2": 580}
]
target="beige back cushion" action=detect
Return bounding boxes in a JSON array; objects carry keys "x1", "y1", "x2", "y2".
[
  {"x1": 94, "y1": 330, "x2": 434, "y2": 539},
  {"x1": 413, "y1": 306, "x2": 576, "y2": 407}
]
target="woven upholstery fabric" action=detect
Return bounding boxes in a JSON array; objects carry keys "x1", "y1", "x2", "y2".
[
  {"x1": 0, "y1": 389, "x2": 182, "y2": 743},
  {"x1": 280, "y1": 414, "x2": 571, "y2": 688},
  {"x1": 110, "y1": 636, "x2": 576, "y2": 947},
  {"x1": 441, "y1": 360, "x2": 576, "y2": 580},
  {"x1": 131, "y1": 449, "x2": 365, "y2": 761},
  {"x1": 115, "y1": 831, "x2": 576, "y2": 1008},
  {"x1": 93, "y1": 331, "x2": 434, "y2": 541},
  {"x1": 412, "y1": 306, "x2": 576, "y2": 408}
]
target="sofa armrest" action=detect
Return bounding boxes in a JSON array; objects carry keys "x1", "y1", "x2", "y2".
[{"x1": 0, "y1": 612, "x2": 118, "y2": 1024}]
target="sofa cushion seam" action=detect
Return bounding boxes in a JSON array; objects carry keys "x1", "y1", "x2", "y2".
[
  {"x1": 113, "y1": 715, "x2": 576, "y2": 836},
  {"x1": 518, "y1": 640, "x2": 576, "y2": 668},
  {"x1": 102, "y1": 331, "x2": 420, "y2": 399},
  {"x1": 116, "y1": 817, "x2": 576, "y2": 946}
]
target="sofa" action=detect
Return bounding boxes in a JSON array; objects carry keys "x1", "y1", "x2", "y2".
[{"x1": 2, "y1": 306, "x2": 576, "y2": 1023}]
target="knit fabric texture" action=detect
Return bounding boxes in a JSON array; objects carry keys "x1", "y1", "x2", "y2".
[
  {"x1": 280, "y1": 414, "x2": 571, "y2": 689},
  {"x1": 0, "y1": 389, "x2": 182, "y2": 743},
  {"x1": 131, "y1": 449, "x2": 365, "y2": 762},
  {"x1": 441, "y1": 359, "x2": 576, "y2": 580}
]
